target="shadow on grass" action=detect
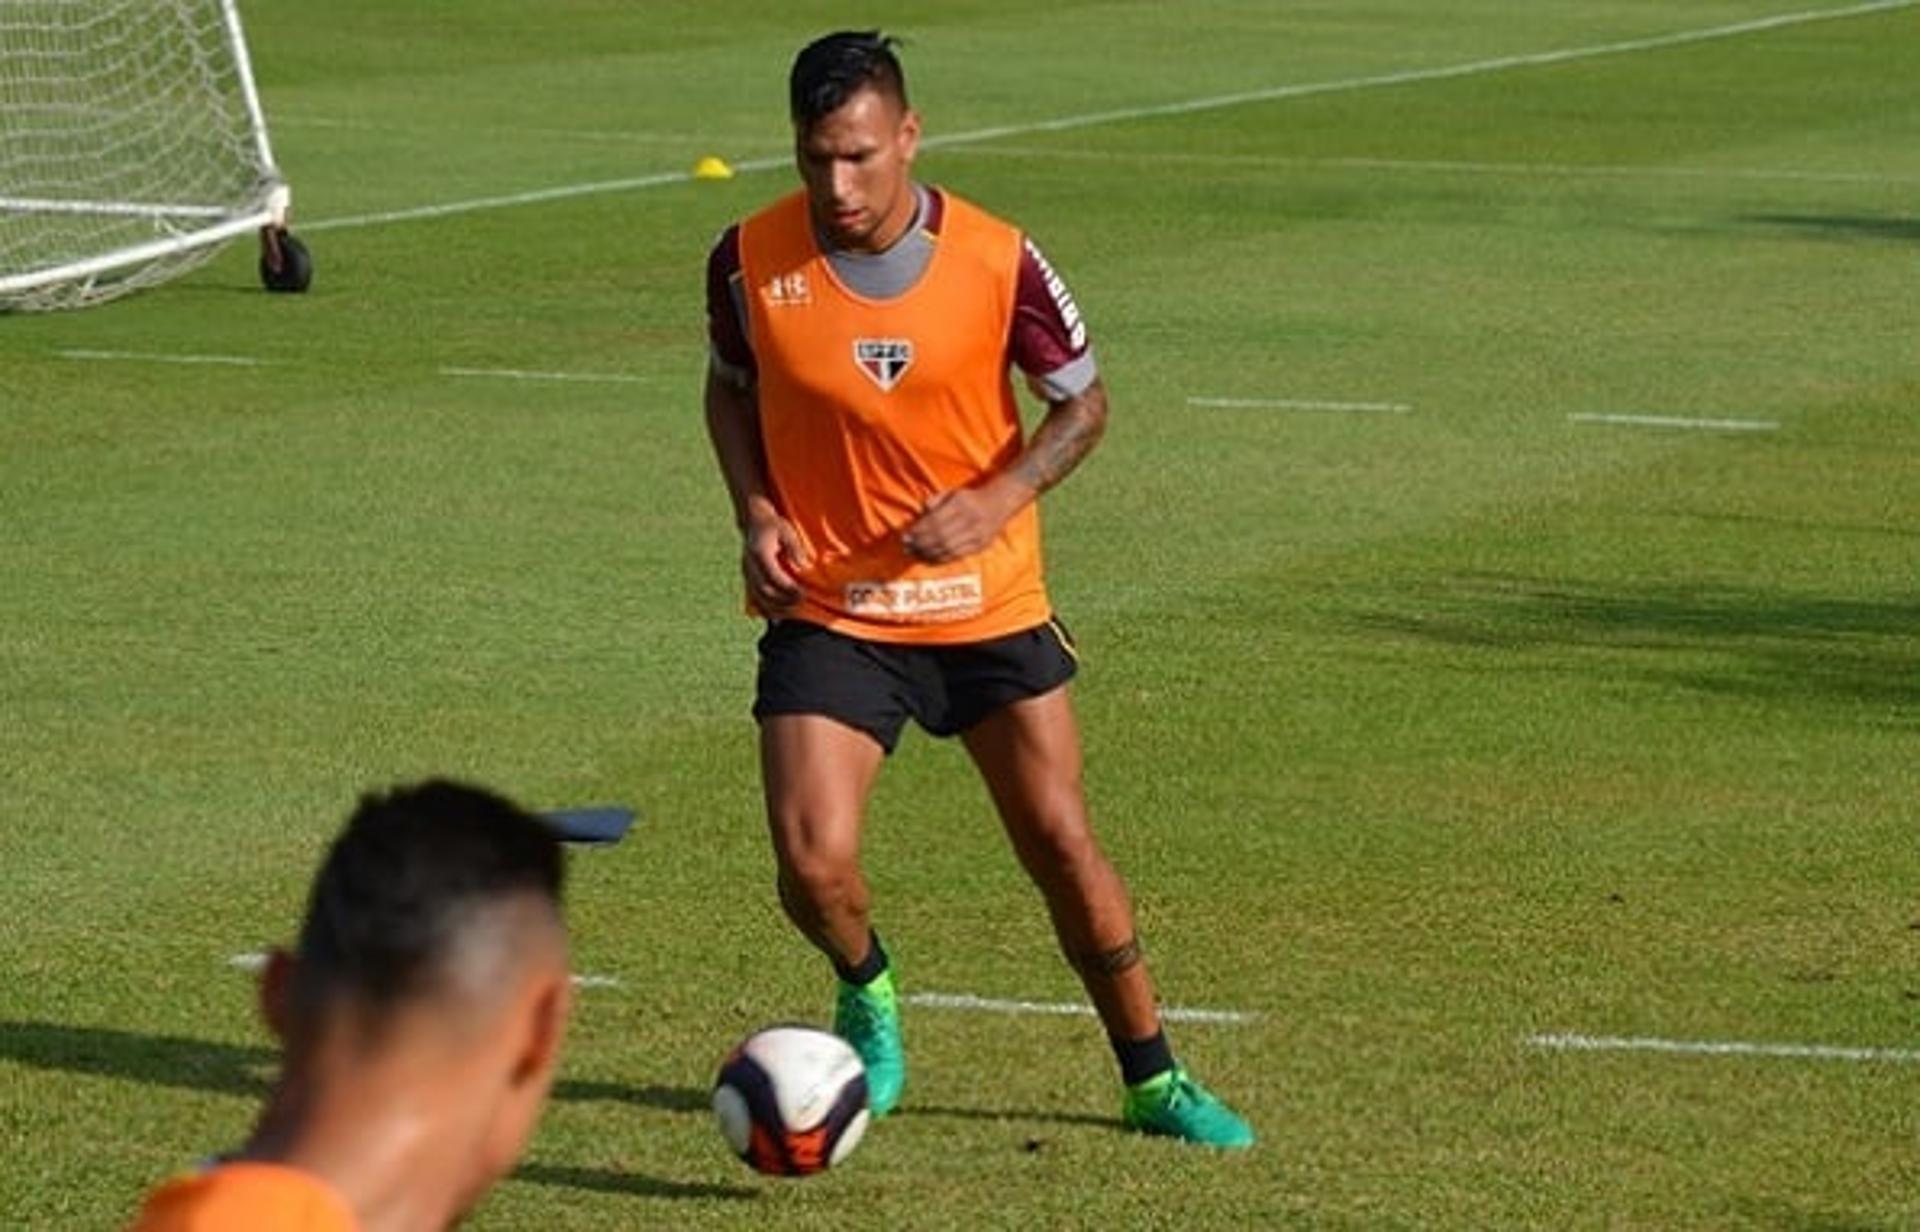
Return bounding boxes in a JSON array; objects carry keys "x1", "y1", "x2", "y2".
[
  {"x1": 0, "y1": 1020, "x2": 753, "y2": 1202},
  {"x1": 1351, "y1": 575, "x2": 1920, "y2": 717},
  {"x1": 511, "y1": 1161, "x2": 756, "y2": 1201},
  {"x1": 903, "y1": 1102, "x2": 1119, "y2": 1131},
  {"x1": 1745, "y1": 213, "x2": 1920, "y2": 243},
  {"x1": 1726, "y1": 1195, "x2": 1894, "y2": 1231},
  {"x1": 0, "y1": 1021, "x2": 711, "y2": 1113},
  {"x1": 1649, "y1": 507, "x2": 1919, "y2": 544},
  {"x1": 551, "y1": 1077, "x2": 712, "y2": 1114},
  {"x1": 0, "y1": 1019, "x2": 274, "y2": 1097}
]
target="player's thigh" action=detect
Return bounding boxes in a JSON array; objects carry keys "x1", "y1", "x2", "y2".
[
  {"x1": 961, "y1": 686, "x2": 1094, "y2": 853},
  {"x1": 760, "y1": 713, "x2": 887, "y2": 872}
]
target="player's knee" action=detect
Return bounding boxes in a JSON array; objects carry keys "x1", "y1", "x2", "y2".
[
  {"x1": 1017, "y1": 811, "x2": 1102, "y2": 876},
  {"x1": 777, "y1": 850, "x2": 864, "y2": 913}
]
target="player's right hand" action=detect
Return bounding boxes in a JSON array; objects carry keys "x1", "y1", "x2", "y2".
[{"x1": 743, "y1": 515, "x2": 809, "y2": 615}]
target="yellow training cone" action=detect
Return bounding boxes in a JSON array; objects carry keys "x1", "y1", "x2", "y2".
[{"x1": 692, "y1": 155, "x2": 735, "y2": 181}]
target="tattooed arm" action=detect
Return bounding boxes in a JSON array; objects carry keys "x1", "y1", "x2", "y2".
[
  {"x1": 902, "y1": 378, "x2": 1109, "y2": 563},
  {"x1": 1011, "y1": 377, "x2": 1110, "y2": 495}
]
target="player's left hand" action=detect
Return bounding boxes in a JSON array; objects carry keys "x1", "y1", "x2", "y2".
[{"x1": 902, "y1": 483, "x2": 1022, "y2": 562}]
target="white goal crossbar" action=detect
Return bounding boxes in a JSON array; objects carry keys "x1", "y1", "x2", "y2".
[{"x1": 0, "y1": 0, "x2": 292, "y2": 311}]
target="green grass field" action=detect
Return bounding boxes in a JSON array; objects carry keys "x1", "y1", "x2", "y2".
[{"x1": 4, "y1": 2, "x2": 1917, "y2": 1226}]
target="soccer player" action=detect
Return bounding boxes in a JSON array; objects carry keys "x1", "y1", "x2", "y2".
[
  {"x1": 127, "y1": 781, "x2": 573, "y2": 1230},
  {"x1": 703, "y1": 30, "x2": 1253, "y2": 1148}
]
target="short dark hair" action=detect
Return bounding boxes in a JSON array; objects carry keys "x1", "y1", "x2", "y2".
[
  {"x1": 790, "y1": 30, "x2": 908, "y2": 128},
  {"x1": 293, "y1": 779, "x2": 565, "y2": 1010}
]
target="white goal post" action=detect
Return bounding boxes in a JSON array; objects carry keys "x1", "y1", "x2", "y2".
[{"x1": 0, "y1": 0, "x2": 304, "y2": 311}]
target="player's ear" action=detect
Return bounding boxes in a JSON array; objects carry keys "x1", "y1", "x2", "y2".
[
  {"x1": 510, "y1": 970, "x2": 572, "y2": 1088},
  {"x1": 897, "y1": 107, "x2": 921, "y2": 160},
  {"x1": 467, "y1": 964, "x2": 573, "y2": 1207},
  {"x1": 258, "y1": 948, "x2": 298, "y2": 1043}
]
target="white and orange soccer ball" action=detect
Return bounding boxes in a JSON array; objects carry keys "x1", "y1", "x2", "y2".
[{"x1": 711, "y1": 1025, "x2": 870, "y2": 1176}]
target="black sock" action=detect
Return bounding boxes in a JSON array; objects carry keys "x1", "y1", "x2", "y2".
[
  {"x1": 1111, "y1": 1029, "x2": 1175, "y2": 1087},
  {"x1": 833, "y1": 929, "x2": 889, "y2": 986}
]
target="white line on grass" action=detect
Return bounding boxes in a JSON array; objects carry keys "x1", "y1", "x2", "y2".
[
  {"x1": 51, "y1": 353, "x2": 653, "y2": 384},
  {"x1": 906, "y1": 991, "x2": 1259, "y2": 1026},
  {"x1": 921, "y1": 1, "x2": 1919, "y2": 146},
  {"x1": 275, "y1": 115, "x2": 732, "y2": 147},
  {"x1": 1527, "y1": 1032, "x2": 1920, "y2": 1064},
  {"x1": 1568, "y1": 412, "x2": 1780, "y2": 432},
  {"x1": 439, "y1": 366, "x2": 653, "y2": 385},
  {"x1": 937, "y1": 145, "x2": 1920, "y2": 188},
  {"x1": 58, "y1": 348, "x2": 268, "y2": 367},
  {"x1": 1189, "y1": 396, "x2": 1412, "y2": 414},
  {"x1": 302, "y1": 1, "x2": 1916, "y2": 235},
  {"x1": 570, "y1": 974, "x2": 623, "y2": 989},
  {"x1": 303, "y1": 158, "x2": 785, "y2": 233}
]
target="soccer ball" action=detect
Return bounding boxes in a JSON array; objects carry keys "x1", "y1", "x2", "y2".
[{"x1": 712, "y1": 1025, "x2": 870, "y2": 1176}]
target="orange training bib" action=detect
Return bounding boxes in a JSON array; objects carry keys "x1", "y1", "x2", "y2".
[{"x1": 739, "y1": 190, "x2": 1050, "y2": 644}]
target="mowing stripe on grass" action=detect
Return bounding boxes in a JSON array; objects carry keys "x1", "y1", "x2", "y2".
[
  {"x1": 1188, "y1": 396, "x2": 1412, "y2": 414},
  {"x1": 228, "y1": 952, "x2": 620, "y2": 989},
  {"x1": 1527, "y1": 1032, "x2": 1920, "y2": 1063},
  {"x1": 439, "y1": 364, "x2": 656, "y2": 383},
  {"x1": 58, "y1": 348, "x2": 268, "y2": 367},
  {"x1": 907, "y1": 991, "x2": 1259, "y2": 1025},
  {"x1": 1296, "y1": 155, "x2": 1920, "y2": 187},
  {"x1": 440, "y1": 366, "x2": 653, "y2": 385},
  {"x1": 1568, "y1": 413, "x2": 1780, "y2": 432},
  {"x1": 304, "y1": 2, "x2": 1915, "y2": 235}
]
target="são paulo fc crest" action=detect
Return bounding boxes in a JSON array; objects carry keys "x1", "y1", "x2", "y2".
[{"x1": 853, "y1": 338, "x2": 914, "y2": 392}]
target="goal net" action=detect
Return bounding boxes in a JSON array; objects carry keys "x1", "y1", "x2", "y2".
[{"x1": 0, "y1": 0, "x2": 292, "y2": 312}]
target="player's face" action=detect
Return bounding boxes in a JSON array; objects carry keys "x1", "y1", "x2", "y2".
[{"x1": 795, "y1": 86, "x2": 920, "y2": 253}]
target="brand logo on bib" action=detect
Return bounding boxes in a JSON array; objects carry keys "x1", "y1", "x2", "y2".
[
  {"x1": 845, "y1": 574, "x2": 982, "y2": 620},
  {"x1": 761, "y1": 272, "x2": 810, "y2": 307},
  {"x1": 853, "y1": 338, "x2": 914, "y2": 392}
]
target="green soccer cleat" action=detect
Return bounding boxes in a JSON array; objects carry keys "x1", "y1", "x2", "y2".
[
  {"x1": 834, "y1": 968, "x2": 905, "y2": 1116},
  {"x1": 1122, "y1": 1067, "x2": 1256, "y2": 1149}
]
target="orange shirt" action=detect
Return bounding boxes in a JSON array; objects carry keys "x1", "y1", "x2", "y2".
[
  {"x1": 739, "y1": 189, "x2": 1051, "y2": 644},
  {"x1": 128, "y1": 1162, "x2": 358, "y2": 1232}
]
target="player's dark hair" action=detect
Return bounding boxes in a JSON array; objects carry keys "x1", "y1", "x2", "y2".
[
  {"x1": 293, "y1": 779, "x2": 564, "y2": 1010},
  {"x1": 790, "y1": 30, "x2": 908, "y2": 129}
]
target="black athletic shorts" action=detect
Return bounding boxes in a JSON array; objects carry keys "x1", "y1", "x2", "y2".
[{"x1": 753, "y1": 617, "x2": 1079, "y2": 754}]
